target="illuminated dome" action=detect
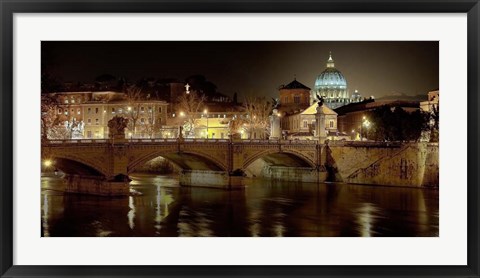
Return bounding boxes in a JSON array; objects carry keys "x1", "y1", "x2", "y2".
[{"x1": 312, "y1": 52, "x2": 349, "y2": 109}]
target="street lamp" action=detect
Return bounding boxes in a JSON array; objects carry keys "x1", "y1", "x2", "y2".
[
  {"x1": 361, "y1": 117, "x2": 371, "y2": 141},
  {"x1": 204, "y1": 109, "x2": 209, "y2": 138}
]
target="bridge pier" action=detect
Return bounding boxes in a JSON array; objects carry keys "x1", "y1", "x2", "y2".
[
  {"x1": 179, "y1": 170, "x2": 244, "y2": 189},
  {"x1": 64, "y1": 175, "x2": 130, "y2": 196}
]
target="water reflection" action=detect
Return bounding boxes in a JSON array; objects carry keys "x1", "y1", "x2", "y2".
[{"x1": 41, "y1": 175, "x2": 439, "y2": 237}]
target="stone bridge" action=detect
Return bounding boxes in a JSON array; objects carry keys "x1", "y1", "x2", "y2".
[{"x1": 41, "y1": 139, "x2": 439, "y2": 195}]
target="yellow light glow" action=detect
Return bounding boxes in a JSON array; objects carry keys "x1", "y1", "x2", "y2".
[
  {"x1": 204, "y1": 109, "x2": 208, "y2": 114},
  {"x1": 127, "y1": 107, "x2": 132, "y2": 111},
  {"x1": 179, "y1": 111, "x2": 185, "y2": 117},
  {"x1": 43, "y1": 160, "x2": 52, "y2": 167}
]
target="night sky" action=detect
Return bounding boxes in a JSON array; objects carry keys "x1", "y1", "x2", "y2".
[{"x1": 42, "y1": 41, "x2": 439, "y2": 99}]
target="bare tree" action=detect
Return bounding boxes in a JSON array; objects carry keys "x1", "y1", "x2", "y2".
[
  {"x1": 140, "y1": 107, "x2": 163, "y2": 138},
  {"x1": 175, "y1": 91, "x2": 206, "y2": 137},
  {"x1": 243, "y1": 96, "x2": 273, "y2": 139},
  {"x1": 125, "y1": 85, "x2": 143, "y2": 137}
]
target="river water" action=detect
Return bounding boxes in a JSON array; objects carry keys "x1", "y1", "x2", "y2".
[{"x1": 41, "y1": 174, "x2": 438, "y2": 237}]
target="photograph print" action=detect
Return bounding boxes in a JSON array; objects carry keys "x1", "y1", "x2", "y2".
[{"x1": 40, "y1": 41, "x2": 439, "y2": 237}]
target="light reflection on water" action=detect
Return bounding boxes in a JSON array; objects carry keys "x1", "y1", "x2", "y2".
[{"x1": 41, "y1": 174, "x2": 439, "y2": 237}]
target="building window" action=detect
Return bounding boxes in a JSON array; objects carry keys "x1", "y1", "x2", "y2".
[
  {"x1": 77, "y1": 108, "x2": 81, "y2": 115},
  {"x1": 140, "y1": 107, "x2": 145, "y2": 113},
  {"x1": 294, "y1": 95, "x2": 301, "y2": 104},
  {"x1": 148, "y1": 106, "x2": 152, "y2": 112},
  {"x1": 87, "y1": 108, "x2": 91, "y2": 114},
  {"x1": 118, "y1": 108, "x2": 123, "y2": 114},
  {"x1": 112, "y1": 108, "x2": 115, "y2": 114},
  {"x1": 140, "y1": 118, "x2": 145, "y2": 124},
  {"x1": 329, "y1": 120, "x2": 334, "y2": 128},
  {"x1": 87, "y1": 118, "x2": 91, "y2": 125},
  {"x1": 64, "y1": 99, "x2": 69, "y2": 104},
  {"x1": 303, "y1": 120, "x2": 308, "y2": 128},
  {"x1": 87, "y1": 131, "x2": 92, "y2": 138},
  {"x1": 95, "y1": 107, "x2": 99, "y2": 114},
  {"x1": 159, "y1": 107, "x2": 162, "y2": 113},
  {"x1": 95, "y1": 119, "x2": 99, "y2": 125},
  {"x1": 58, "y1": 108, "x2": 62, "y2": 114},
  {"x1": 159, "y1": 117, "x2": 162, "y2": 123}
]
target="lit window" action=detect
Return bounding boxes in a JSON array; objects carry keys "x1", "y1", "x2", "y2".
[
  {"x1": 118, "y1": 108, "x2": 123, "y2": 114},
  {"x1": 329, "y1": 120, "x2": 334, "y2": 128},
  {"x1": 140, "y1": 118, "x2": 145, "y2": 124},
  {"x1": 112, "y1": 108, "x2": 115, "y2": 114},
  {"x1": 140, "y1": 107, "x2": 145, "y2": 113},
  {"x1": 64, "y1": 99, "x2": 69, "y2": 104},
  {"x1": 148, "y1": 106, "x2": 152, "y2": 112},
  {"x1": 77, "y1": 108, "x2": 81, "y2": 115},
  {"x1": 95, "y1": 119, "x2": 99, "y2": 125}
]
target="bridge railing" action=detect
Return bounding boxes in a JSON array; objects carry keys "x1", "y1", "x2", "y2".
[
  {"x1": 238, "y1": 139, "x2": 317, "y2": 144},
  {"x1": 43, "y1": 138, "x2": 321, "y2": 145},
  {"x1": 328, "y1": 140, "x2": 404, "y2": 147},
  {"x1": 45, "y1": 139, "x2": 108, "y2": 144}
]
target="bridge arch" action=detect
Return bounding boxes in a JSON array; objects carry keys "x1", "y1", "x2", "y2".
[
  {"x1": 44, "y1": 154, "x2": 109, "y2": 177},
  {"x1": 243, "y1": 149, "x2": 316, "y2": 170},
  {"x1": 128, "y1": 150, "x2": 227, "y2": 174}
]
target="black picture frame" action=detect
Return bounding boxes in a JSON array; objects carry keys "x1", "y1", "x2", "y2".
[{"x1": 1, "y1": 1, "x2": 479, "y2": 277}]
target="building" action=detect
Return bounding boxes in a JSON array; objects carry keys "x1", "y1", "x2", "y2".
[
  {"x1": 279, "y1": 78, "x2": 311, "y2": 112},
  {"x1": 420, "y1": 89, "x2": 439, "y2": 142},
  {"x1": 350, "y1": 89, "x2": 364, "y2": 103},
  {"x1": 420, "y1": 89, "x2": 439, "y2": 113},
  {"x1": 48, "y1": 91, "x2": 169, "y2": 139},
  {"x1": 279, "y1": 102, "x2": 338, "y2": 140},
  {"x1": 312, "y1": 52, "x2": 350, "y2": 109},
  {"x1": 335, "y1": 99, "x2": 420, "y2": 140}
]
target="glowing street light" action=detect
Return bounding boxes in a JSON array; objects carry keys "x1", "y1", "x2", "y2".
[
  {"x1": 204, "y1": 109, "x2": 209, "y2": 138},
  {"x1": 361, "y1": 117, "x2": 371, "y2": 141},
  {"x1": 43, "y1": 160, "x2": 52, "y2": 167},
  {"x1": 179, "y1": 111, "x2": 185, "y2": 117}
]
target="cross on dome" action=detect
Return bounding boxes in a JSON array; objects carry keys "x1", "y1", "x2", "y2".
[{"x1": 326, "y1": 51, "x2": 335, "y2": 68}]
